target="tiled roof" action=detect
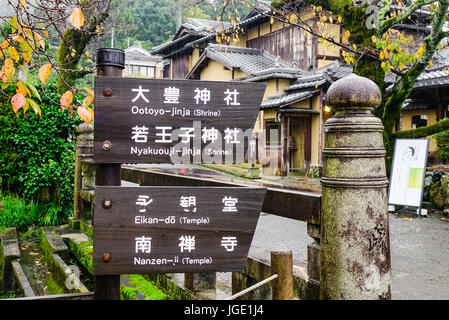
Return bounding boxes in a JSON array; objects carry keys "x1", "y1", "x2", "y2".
[
  {"x1": 387, "y1": 65, "x2": 449, "y2": 92},
  {"x1": 261, "y1": 89, "x2": 320, "y2": 109},
  {"x1": 185, "y1": 13, "x2": 271, "y2": 50},
  {"x1": 125, "y1": 43, "x2": 154, "y2": 58},
  {"x1": 194, "y1": 44, "x2": 302, "y2": 80},
  {"x1": 322, "y1": 62, "x2": 353, "y2": 81},
  {"x1": 151, "y1": 18, "x2": 232, "y2": 55},
  {"x1": 152, "y1": 5, "x2": 273, "y2": 57},
  {"x1": 179, "y1": 18, "x2": 232, "y2": 37},
  {"x1": 284, "y1": 73, "x2": 327, "y2": 91},
  {"x1": 243, "y1": 0, "x2": 272, "y2": 20},
  {"x1": 414, "y1": 67, "x2": 449, "y2": 89},
  {"x1": 402, "y1": 99, "x2": 435, "y2": 110},
  {"x1": 277, "y1": 108, "x2": 320, "y2": 114},
  {"x1": 151, "y1": 34, "x2": 195, "y2": 55}
]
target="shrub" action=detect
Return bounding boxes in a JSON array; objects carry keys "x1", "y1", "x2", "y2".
[
  {"x1": 435, "y1": 129, "x2": 449, "y2": 163},
  {"x1": 0, "y1": 80, "x2": 81, "y2": 222}
]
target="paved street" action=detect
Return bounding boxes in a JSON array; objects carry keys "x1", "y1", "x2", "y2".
[{"x1": 250, "y1": 212, "x2": 449, "y2": 300}]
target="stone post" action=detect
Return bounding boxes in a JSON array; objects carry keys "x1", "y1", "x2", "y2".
[
  {"x1": 320, "y1": 74, "x2": 391, "y2": 299},
  {"x1": 70, "y1": 123, "x2": 94, "y2": 229}
]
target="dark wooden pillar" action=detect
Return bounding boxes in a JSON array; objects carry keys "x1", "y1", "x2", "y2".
[
  {"x1": 436, "y1": 87, "x2": 445, "y2": 121},
  {"x1": 94, "y1": 48, "x2": 125, "y2": 300},
  {"x1": 281, "y1": 114, "x2": 289, "y2": 176}
]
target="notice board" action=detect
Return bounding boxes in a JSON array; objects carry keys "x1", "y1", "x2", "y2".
[{"x1": 388, "y1": 139, "x2": 429, "y2": 207}]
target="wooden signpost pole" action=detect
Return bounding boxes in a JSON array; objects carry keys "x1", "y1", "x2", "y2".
[{"x1": 94, "y1": 48, "x2": 125, "y2": 300}]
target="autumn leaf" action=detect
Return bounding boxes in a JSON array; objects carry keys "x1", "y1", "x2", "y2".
[
  {"x1": 77, "y1": 106, "x2": 92, "y2": 126},
  {"x1": 34, "y1": 32, "x2": 45, "y2": 50},
  {"x1": 86, "y1": 106, "x2": 94, "y2": 122},
  {"x1": 20, "y1": 41, "x2": 33, "y2": 64},
  {"x1": 83, "y1": 87, "x2": 94, "y2": 97},
  {"x1": 16, "y1": 82, "x2": 28, "y2": 96},
  {"x1": 1, "y1": 40, "x2": 9, "y2": 51},
  {"x1": 60, "y1": 90, "x2": 73, "y2": 109},
  {"x1": 38, "y1": 64, "x2": 52, "y2": 85},
  {"x1": 8, "y1": 46, "x2": 20, "y2": 62},
  {"x1": 70, "y1": 8, "x2": 85, "y2": 30},
  {"x1": 1, "y1": 58, "x2": 15, "y2": 82},
  {"x1": 82, "y1": 95, "x2": 93, "y2": 108},
  {"x1": 26, "y1": 98, "x2": 41, "y2": 116},
  {"x1": 25, "y1": 82, "x2": 41, "y2": 101},
  {"x1": 11, "y1": 93, "x2": 26, "y2": 113},
  {"x1": 9, "y1": 17, "x2": 18, "y2": 33}
]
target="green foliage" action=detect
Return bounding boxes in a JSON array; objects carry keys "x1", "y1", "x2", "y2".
[
  {"x1": 0, "y1": 289, "x2": 21, "y2": 299},
  {"x1": 0, "y1": 79, "x2": 81, "y2": 222},
  {"x1": 0, "y1": 193, "x2": 61, "y2": 229},
  {"x1": 435, "y1": 129, "x2": 449, "y2": 162},
  {"x1": 105, "y1": 0, "x2": 251, "y2": 50},
  {"x1": 106, "y1": 0, "x2": 178, "y2": 50}
]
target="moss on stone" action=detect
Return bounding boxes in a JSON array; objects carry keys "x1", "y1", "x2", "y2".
[
  {"x1": 44, "y1": 274, "x2": 65, "y2": 295},
  {"x1": 80, "y1": 221, "x2": 93, "y2": 240},
  {"x1": 39, "y1": 232, "x2": 53, "y2": 264},
  {"x1": 144, "y1": 274, "x2": 195, "y2": 300},
  {"x1": 0, "y1": 242, "x2": 5, "y2": 286},
  {"x1": 121, "y1": 274, "x2": 167, "y2": 300},
  {"x1": 68, "y1": 239, "x2": 93, "y2": 274},
  {"x1": 120, "y1": 285, "x2": 139, "y2": 300}
]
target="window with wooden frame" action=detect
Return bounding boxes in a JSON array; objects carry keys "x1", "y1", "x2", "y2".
[{"x1": 412, "y1": 115, "x2": 427, "y2": 129}]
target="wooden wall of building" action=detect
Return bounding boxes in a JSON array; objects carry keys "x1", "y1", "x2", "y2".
[
  {"x1": 171, "y1": 55, "x2": 190, "y2": 79},
  {"x1": 246, "y1": 26, "x2": 315, "y2": 71}
]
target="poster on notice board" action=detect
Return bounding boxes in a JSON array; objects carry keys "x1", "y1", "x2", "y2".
[{"x1": 388, "y1": 139, "x2": 429, "y2": 207}]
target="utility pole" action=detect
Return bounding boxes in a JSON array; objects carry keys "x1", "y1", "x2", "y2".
[
  {"x1": 176, "y1": 1, "x2": 182, "y2": 29},
  {"x1": 111, "y1": 28, "x2": 115, "y2": 48}
]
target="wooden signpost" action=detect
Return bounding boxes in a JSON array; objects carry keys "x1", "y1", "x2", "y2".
[
  {"x1": 93, "y1": 187, "x2": 266, "y2": 275},
  {"x1": 92, "y1": 49, "x2": 267, "y2": 298}
]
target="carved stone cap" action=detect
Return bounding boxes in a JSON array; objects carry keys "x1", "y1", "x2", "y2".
[{"x1": 326, "y1": 73, "x2": 381, "y2": 112}]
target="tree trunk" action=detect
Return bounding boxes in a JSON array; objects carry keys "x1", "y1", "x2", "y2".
[
  {"x1": 56, "y1": 28, "x2": 90, "y2": 94},
  {"x1": 56, "y1": 13, "x2": 109, "y2": 94}
]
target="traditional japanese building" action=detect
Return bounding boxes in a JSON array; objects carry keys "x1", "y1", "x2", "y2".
[
  {"x1": 124, "y1": 43, "x2": 164, "y2": 79},
  {"x1": 152, "y1": 2, "x2": 342, "y2": 175},
  {"x1": 152, "y1": 1, "x2": 449, "y2": 174}
]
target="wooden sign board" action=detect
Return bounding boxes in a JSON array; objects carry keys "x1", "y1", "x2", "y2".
[
  {"x1": 93, "y1": 77, "x2": 266, "y2": 164},
  {"x1": 92, "y1": 186, "x2": 266, "y2": 275}
]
